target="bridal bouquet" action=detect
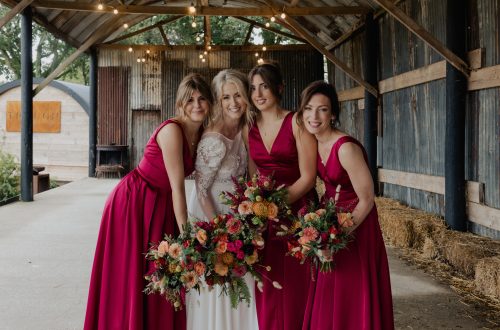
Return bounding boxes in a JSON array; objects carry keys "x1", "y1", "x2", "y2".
[
  {"x1": 144, "y1": 224, "x2": 205, "y2": 310},
  {"x1": 219, "y1": 173, "x2": 293, "y2": 231},
  {"x1": 284, "y1": 198, "x2": 353, "y2": 273},
  {"x1": 191, "y1": 213, "x2": 268, "y2": 308}
]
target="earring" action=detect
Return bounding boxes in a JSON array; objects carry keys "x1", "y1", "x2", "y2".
[{"x1": 330, "y1": 117, "x2": 335, "y2": 127}]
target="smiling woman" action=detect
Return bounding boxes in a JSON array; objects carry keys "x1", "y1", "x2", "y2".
[{"x1": 83, "y1": 73, "x2": 213, "y2": 330}]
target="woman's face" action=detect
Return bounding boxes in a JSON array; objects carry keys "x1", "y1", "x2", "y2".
[
  {"x1": 250, "y1": 74, "x2": 278, "y2": 112},
  {"x1": 183, "y1": 89, "x2": 210, "y2": 123},
  {"x1": 302, "y1": 93, "x2": 333, "y2": 135},
  {"x1": 221, "y1": 82, "x2": 247, "y2": 121}
]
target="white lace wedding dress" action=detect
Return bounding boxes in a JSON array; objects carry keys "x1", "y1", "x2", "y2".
[{"x1": 186, "y1": 131, "x2": 259, "y2": 330}]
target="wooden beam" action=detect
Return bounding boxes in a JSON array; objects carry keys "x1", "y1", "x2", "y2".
[
  {"x1": 370, "y1": 0, "x2": 470, "y2": 77},
  {"x1": 98, "y1": 43, "x2": 315, "y2": 51},
  {"x1": 378, "y1": 169, "x2": 485, "y2": 204},
  {"x1": 379, "y1": 61, "x2": 446, "y2": 94},
  {"x1": 337, "y1": 86, "x2": 365, "y2": 101},
  {"x1": 279, "y1": 16, "x2": 378, "y2": 96},
  {"x1": 158, "y1": 26, "x2": 169, "y2": 46},
  {"x1": 0, "y1": 0, "x2": 34, "y2": 30},
  {"x1": 104, "y1": 15, "x2": 183, "y2": 44},
  {"x1": 34, "y1": 16, "x2": 123, "y2": 96},
  {"x1": 32, "y1": 2, "x2": 371, "y2": 16},
  {"x1": 234, "y1": 16, "x2": 305, "y2": 43},
  {"x1": 468, "y1": 64, "x2": 500, "y2": 91},
  {"x1": 290, "y1": 0, "x2": 300, "y2": 6},
  {"x1": 244, "y1": 23, "x2": 254, "y2": 45},
  {"x1": 204, "y1": 16, "x2": 211, "y2": 49},
  {"x1": 467, "y1": 202, "x2": 500, "y2": 231},
  {"x1": 467, "y1": 48, "x2": 484, "y2": 70}
]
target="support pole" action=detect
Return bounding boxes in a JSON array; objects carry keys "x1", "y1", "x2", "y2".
[
  {"x1": 363, "y1": 13, "x2": 379, "y2": 193},
  {"x1": 20, "y1": 6, "x2": 33, "y2": 201},
  {"x1": 445, "y1": 1, "x2": 467, "y2": 231},
  {"x1": 89, "y1": 48, "x2": 98, "y2": 177}
]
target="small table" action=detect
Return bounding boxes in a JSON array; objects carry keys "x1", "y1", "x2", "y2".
[{"x1": 95, "y1": 145, "x2": 128, "y2": 178}]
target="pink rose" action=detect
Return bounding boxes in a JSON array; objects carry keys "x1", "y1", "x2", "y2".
[{"x1": 238, "y1": 201, "x2": 254, "y2": 215}]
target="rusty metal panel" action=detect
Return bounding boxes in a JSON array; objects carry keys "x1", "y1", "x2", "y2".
[
  {"x1": 131, "y1": 110, "x2": 161, "y2": 169},
  {"x1": 97, "y1": 66, "x2": 129, "y2": 146}
]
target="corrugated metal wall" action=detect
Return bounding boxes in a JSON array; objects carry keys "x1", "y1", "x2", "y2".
[
  {"x1": 329, "y1": 0, "x2": 499, "y2": 237},
  {"x1": 98, "y1": 47, "x2": 324, "y2": 168}
]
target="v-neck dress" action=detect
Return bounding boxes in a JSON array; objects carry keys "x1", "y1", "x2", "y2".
[
  {"x1": 302, "y1": 135, "x2": 394, "y2": 330},
  {"x1": 84, "y1": 120, "x2": 194, "y2": 330},
  {"x1": 248, "y1": 112, "x2": 317, "y2": 330}
]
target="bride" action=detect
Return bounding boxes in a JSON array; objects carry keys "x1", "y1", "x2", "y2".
[{"x1": 186, "y1": 69, "x2": 258, "y2": 330}]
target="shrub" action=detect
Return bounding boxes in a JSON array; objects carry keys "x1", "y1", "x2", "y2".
[{"x1": 0, "y1": 149, "x2": 20, "y2": 201}]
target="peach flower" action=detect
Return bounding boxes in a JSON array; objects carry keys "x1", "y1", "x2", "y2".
[
  {"x1": 245, "y1": 250, "x2": 258, "y2": 265},
  {"x1": 168, "y1": 243, "x2": 182, "y2": 259},
  {"x1": 315, "y1": 209, "x2": 327, "y2": 216},
  {"x1": 221, "y1": 252, "x2": 234, "y2": 265},
  {"x1": 196, "y1": 229, "x2": 207, "y2": 245},
  {"x1": 238, "y1": 201, "x2": 254, "y2": 215},
  {"x1": 214, "y1": 262, "x2": 229, "y2": 276},
  {"x1": 215, "y1": 241, "x2": 227, "y2": 254},
  {"x1": 181, "y1": 271, "x2": 199, "y2": 289},
  {"x1": 267, "y1": 202, "x2": 279, "y2": 220},
  {"x1": 194, "y1": 261, "x2": 206, "y2": 276},
  {"x1": 338, "y1": 212, "x2": 354, "y2": 227},
  {"x1": 304, "y1": 212, "x2": 320, "y2": 222},
  {"x1": 157, "y1": 241, "x2": 170, "y2": 257}
]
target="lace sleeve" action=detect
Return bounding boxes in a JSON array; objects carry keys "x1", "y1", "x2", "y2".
[{"x1": 194, "y1": 135, "x2": 227, "y2": 198}]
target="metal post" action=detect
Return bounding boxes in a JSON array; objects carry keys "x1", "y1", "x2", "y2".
[
  {"x1": 363, "y1": 12, "x2": 379, "y2": 193},
  {"x1": 89, "y1": 48, "x2": 98, "y2": 177},
  {"x1": 20, "y1": 6, "x2": 33, "y2": 201},
  {"x1": 445, "y1": 1, "x2": 467, "y2": 231}
]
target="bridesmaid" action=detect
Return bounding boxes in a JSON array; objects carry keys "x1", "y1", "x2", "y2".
[
  {"x1": 84, "y1": 73, "x2": 213, "y2": 330},
  {"x1": 297, "y1": 81, "x2": 394, "y2": 330},
  {"x1": 244, "y1": 61, "x2": 318, "y2": 330}
]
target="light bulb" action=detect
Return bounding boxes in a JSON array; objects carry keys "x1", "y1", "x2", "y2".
[
  {"x1": 146, "y1": 49, "x2": 150, "y2": 54},
  {"x1": 128, "y1": 47, "x2": 133, "y2": 52},
  {"x1": 123, "y1": 23, "x2": 128, "y2": 29},
  {"x1": 141, "y1": 58, "x2": 146, "y2": 62},
  {"x1": 196, "y1": 36, "x2": 200, "y2": 42},
  {"x1": 202, "y1": 58, "x2": 206, "y2": 62},
  {"x1": 258, "y1": 58, "x2": 264, "y2": 64},
  {"x1": 113, "y1": 8, "x2": 118, "y2": 14},
  {"x1": 265, "y1": 22, "x2": 270, "y2": 27},
  {"x1": 262, "y1": 46, "x2": 267, "y2": 51},
  {"x1": 192, "y1": 21, "x2": 197, "y2": 28},
  {"x1": 97, "y1": 3, "x2": 103, "y2": 10},
  {"x1": 188, "y1": 5, "x2": 196, "y2": 14},
  {"x1": 280, "y1": 12, "x2": 286, "y2": 19},
  {"x1": 199, "y1": 54, "x2": 203, "y2": 59},
  {"x1": 204, "y1": 51, "x2": 208, "y2": 55},
  {"x1": 207, "y1": 45, "x2": 212, "y2": 50},
  {"x1": 255, "y1": 52, "x2": 259, "y2": 57},
  {"x1": 270, "y1": 17, "x2": 276, "y2": 22},
  {"x1": 136, "y1": 58, "x2": 141, "y2": 63}
]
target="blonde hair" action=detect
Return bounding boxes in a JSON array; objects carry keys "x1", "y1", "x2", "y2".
[
  {"x1": 175, "y1": 73, "x2": 214, "y2": 127},
  {"x1": 211, "y1": 69, "x2": 254, "y2": 129}
]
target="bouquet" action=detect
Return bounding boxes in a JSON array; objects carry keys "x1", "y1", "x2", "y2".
[
  {"x1": 144, "y1": 223, "x2": 204, "y2": 310},
  {"x1": 283, "y1": 196, "x2": 354, "y2": 273},
  {"x1": 219, "y1": 172, "x2": 293, "y2": 232},
  {"x1": 190, "y1": 213, "x2": 270, "y2": 308}
]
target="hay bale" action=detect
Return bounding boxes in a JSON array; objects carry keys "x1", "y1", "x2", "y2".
[
  {"x1": 422, "y1": 237, "x2": 439, "y2": 259},
  {"x1": 475, "y1": 257, "x2": 500, "y2": 299}
]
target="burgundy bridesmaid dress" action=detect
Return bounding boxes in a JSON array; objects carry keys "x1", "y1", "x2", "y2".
[
  {"x1": 302, "y1": 136, "x2": 394, "y2": 330},
  {"x1": 84, "y1": 120, "x2": 193, "y2": 330},
  {"x1": 249, "y1": 112, "x2": 317, "y2": 330}
]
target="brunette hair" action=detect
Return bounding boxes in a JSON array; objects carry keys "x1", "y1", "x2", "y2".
[
  {"x1": 248, "y1": 61, "x2": 284, "y2": 101},
  {"x1": 296, "y1": 80, "x2": 341, "y2": 128}
]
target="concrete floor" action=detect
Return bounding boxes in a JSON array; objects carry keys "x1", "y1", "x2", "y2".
[{"x1": 0, "y1": 178, "x2": 493, "y2": 329}]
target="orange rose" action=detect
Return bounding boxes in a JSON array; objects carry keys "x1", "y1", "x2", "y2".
[
  {"x1": 252, "y1": 201, "x2": 269, "y2": 217},
  {"x1": 221, "y1": 252, "x2": 234, "y2": 265},
  {"x1": 267, "y1": 202, "x2": 278, "y2": 220},
  {"x1": 194, "y1": 261, "x2": 206, "y2": 276},
  {"x1": 215, "y1": 241, "x2": 227, "y2": 254},
  {"x1": 245, "y1": 250, "x2": 258, "y2": 265},
  {"x1": 338, "y1": 213, "x2": 354, "y2": 227},
  {"x1": 214, "y1": 262, "x2": 229, "y2": 276},
  {"x1": 196, "y1": 229, "x2": 207, "y2": 245}
]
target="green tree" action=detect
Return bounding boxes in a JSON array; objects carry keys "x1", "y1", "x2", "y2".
[{"x1": 0, "y1": 4, "x2": 89, "y2": 84}]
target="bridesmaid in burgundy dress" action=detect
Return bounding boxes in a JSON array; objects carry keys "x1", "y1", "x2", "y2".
[
  {"x1": 243, "y1": 62, "x2": 318, "y2": 330},
  {"x1": 297, "y1": 81, "x2": 394, "y2": 330},
  {"x1": 84, "y1": 74, "x2": 213, "y2": 330}
]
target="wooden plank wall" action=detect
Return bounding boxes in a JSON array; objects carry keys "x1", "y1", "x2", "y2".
[{"x1": 329, "y1": 0, "x2": 500, "y2": 237}]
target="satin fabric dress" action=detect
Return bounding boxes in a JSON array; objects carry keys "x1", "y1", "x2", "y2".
[
  {"x1": 302, "y1": 136, "x2": 394, "y2": 330},
  {"x1": 186, "y1": 131, "x2": 258, "y2": 330},
  {"x1": 84, "y1": 120, "x2": 194, "y2": 330},
  {"x1": 249, "y1": 112, "x2": 317, "y2": 330}
]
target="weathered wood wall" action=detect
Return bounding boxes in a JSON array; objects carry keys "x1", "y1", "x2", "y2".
[{"x1": 329, "y1": 0, "x2": 500, "y2": 238}]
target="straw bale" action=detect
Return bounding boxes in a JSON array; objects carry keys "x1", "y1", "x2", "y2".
[
  {"x1": 475, "y1": 257, "x2": 500, "y2": 298},
  {"x1": 422, "y1": 237, "x2": 439, "y2": 259}
]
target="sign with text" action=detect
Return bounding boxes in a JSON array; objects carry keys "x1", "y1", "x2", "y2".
[{"x1": 6, "y1": 101, "x2": 61, "y2": 133}]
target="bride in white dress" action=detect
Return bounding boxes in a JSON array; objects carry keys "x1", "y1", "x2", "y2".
[{"x1": 186, "y1": 69, "x2": 259, "y2": 330}]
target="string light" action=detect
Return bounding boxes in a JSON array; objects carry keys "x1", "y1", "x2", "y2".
[
  {"x1": 113, "y1": 8, "x2": 118, "y2": 14},
  {"x1": 202, "y1": 58, "x2": 206, "y2": 63},
  {"x1": 207, "y1": 45, "x2": 212, "y2": 50},
  {"x1": 97, "y1": 2, "x2": 103, "y2": 10},
  {"x1": 257, "y1": 58, "x2": 264, "y2": 64},
  {"x1": 270, "y1": 17, "x2": 276, "y2": 22},
  {"x1": 255, "y1": 52, "x2": 259, "y2": 57},
  {"x1": 128, "y1": 47, "x2": 133, "y2": 52},
  {"x1": 203, "y1": 50, "x2": 208, "y2": 55},
  {"x1": 196, "y1": 36, "x2": 201, "y2": 42},
  {"x1": 141, "y1": 58, "x2": 146, "y2": 62},
  {"x1": 146, "y1": 49, "x2": 150, "y2": 54},
  {"x1": 265, "y1": 22, "x2": 270, "y2": 27},
  {"x1": 123, "y1": 23, "x2": 129, "y2": 29},
  {"x1": 191, "y1": 18, "x2": 197, "y2": 28},
  {"x1": 199, "y1": 54, "x2": 203, "y2": 59},
  {"x1": 262, "y1": 46, "x2": 267, "y2": 51},
  {"x1": 280, "y1": 12, "x2": 286, "y2": 19},
  {"x1": 136, "y1": 58, "x2": 141, "y2": 63},
  {"x1": 188, "y1": 3, "x2": 196, "y2": 14}
]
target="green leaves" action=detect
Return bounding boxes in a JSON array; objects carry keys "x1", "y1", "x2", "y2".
[{"x1": 0, "y1": 148, "x2": 19, "y2": 202}]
